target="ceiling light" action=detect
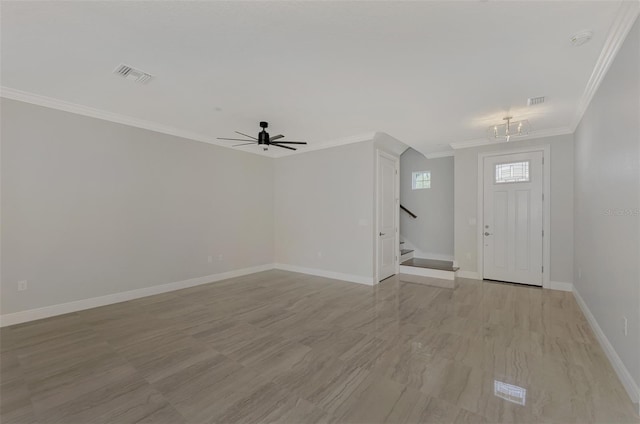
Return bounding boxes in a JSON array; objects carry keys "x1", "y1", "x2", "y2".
[
  {"x1": 487, "y1": 116, "x2": 531, "y2": 142},
  {"x1": 570, "y1": 30, "x2": 593, "y2": 47}
]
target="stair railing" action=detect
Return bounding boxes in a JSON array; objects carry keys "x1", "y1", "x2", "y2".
[{"x1": 400, "y1": 204, "x2": 417, "y2": 219}]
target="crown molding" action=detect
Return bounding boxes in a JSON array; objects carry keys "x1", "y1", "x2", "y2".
[
  {"x1": 0, "y1": 86, "x2": 377, "y2": 158},
  {"x1": 270, "y1": 131, "x2": 377, "y2": 158},
  {"x1": 8, "y1": 0, "x2": 636, "y2": 160},
  {"x1": 425, "y1": 150, "x2": 455, "y2": 159},
  {"x1": 449, "y1": 126, "x2": 573, "y2": 150},
  {"x1": 0, "y1": 86, "x2": 278, "y2": 154},
  {"x1": 373, "y1": 132, "x2": 411, "y2": 157},
  {"x1": 450, "y1": 2, "x2": 638, "y2": 152},
  {"x1": 570, "y1": 1, "x2": 640, "y2": 131}
]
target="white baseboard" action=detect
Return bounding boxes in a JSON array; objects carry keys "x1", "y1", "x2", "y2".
[
  {"x1": 457, "y1": 270, "x2": 481, "y2": 280},
  {"x1": 0, "y1": 264, "x2": 275, "y2": 327},
  {"x1": 399, "y1": 265, "x2": 455, "y2": 281},
  {"x1": 547, "y1": 281, "x2": 573, "y2": 292},
  {"x1": 573, "y1": 286, "x2": 640, "y2": 409},
  {"x1": 273, "y1": 263, "x2": 374, "y2": 286}
]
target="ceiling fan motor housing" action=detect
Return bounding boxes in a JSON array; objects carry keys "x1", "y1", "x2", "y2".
[
  {"x1": 258, "y1": 129, "x2": 269, "y2": 145},
  {"x1": 258, "y1": 121, "x2": 269, "y2": 145}
]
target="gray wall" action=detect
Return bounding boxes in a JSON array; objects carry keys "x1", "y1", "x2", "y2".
[
  {"x1": 454, "y1": 134, "x2": 575, "y2": 283},
  {"x1": 574, "y1": 18, "x2": 639, "y2": 390},
  {"x1": 274, "y1": 142, "x2": 375, "y2": 280},
  {"x1": 400, "y1": 149, "x2": 454, "y2": 260},
  {"x1": 1, "y1": 99, "x2": 274, "y2": 314}
]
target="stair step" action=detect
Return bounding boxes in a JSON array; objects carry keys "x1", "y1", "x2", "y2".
[
  {"x1": 399, "y1": 272, "x2": 456, "y2": 288},
  {"x1": 400, "y1": 258, "x2": 459, "y2": 272},
  {"x1": 399, "y1": 241, "x2": 405, "y2": 244},
  {"x1": 400, "y1": 249, "x2": 414, "y2": 255},
  {"x1": 399, "y1": 258, "x2": 457, "y2": 282}
]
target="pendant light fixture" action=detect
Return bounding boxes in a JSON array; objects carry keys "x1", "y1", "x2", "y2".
[{"x1": 487, "y1": 116, "x2": 531, "y2": 142}]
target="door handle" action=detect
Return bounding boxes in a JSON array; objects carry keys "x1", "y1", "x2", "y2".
[
  {"x1": 380, "y1": 232, "x2": 385, "y2": 236},
  {"x1": 484, "y1": 232, "x2": 492, "y2": 236}
]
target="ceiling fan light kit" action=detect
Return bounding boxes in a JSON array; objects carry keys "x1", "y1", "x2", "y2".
[
  {"x1": 487, "y1": 116, "x2": 531, "y2": 142},
  {"x1": 217, "y1": 121, "x2": 307, "y2": 151}
]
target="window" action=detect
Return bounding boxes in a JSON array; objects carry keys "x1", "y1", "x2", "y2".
[
  {"x1": 495, "y1": 161, "x2": 530, "y2": 184},
  {"x1": 412, "y1": 171, "x2": 431, "y2": 189}
]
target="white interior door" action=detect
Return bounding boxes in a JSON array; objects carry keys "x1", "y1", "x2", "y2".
[
  {"x1": 377, "y1": 151, "x2": 398, "y2": 282},
  {"x1": 483, "y1": 151, "x2": 543, "y2": 286}
]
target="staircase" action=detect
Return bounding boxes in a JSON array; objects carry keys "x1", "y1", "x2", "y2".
[
  {"x1": 398, "y1": 205, "x2": 457, "y2": 288},
  {"x1": 399, "y1": 241, "x2": 414, "y2": 262},
  {"x1": 398, "y1": 240, "x2": 458, "y2": 288},
  {"x1": 399, "y1": 258, "x2": 458, "y2": 289}
]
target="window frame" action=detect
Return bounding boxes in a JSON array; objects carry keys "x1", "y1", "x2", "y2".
[
  {"x1": 412, "y1": 171, "x2": 431, "y2": 190},
  {"x1": 494, "y1": 160, "x2": 531, "y2": 184}
]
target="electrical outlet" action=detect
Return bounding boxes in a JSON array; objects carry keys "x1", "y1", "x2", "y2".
[
  {"x1": 207, "y1": 256, "x2": 213, "y2": 263},
  {"x1": 18, "y1": 280, "x2": 28, "y2": 291},
  {"x1": 623, "y1": 317, "x2": 628, "y2": 336}
]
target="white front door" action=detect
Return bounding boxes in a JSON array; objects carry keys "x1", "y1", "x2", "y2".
[
  {"x1": 377, "y1": 151, "x2": 398, "y2": 282},
  {"x1": 483, "y1": 151, "x2": 543, "y2": 286}
]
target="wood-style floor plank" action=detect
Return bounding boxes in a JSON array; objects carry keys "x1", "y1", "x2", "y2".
[{"x1": 1, "y1": 270, "x2": 638, "y2": 423}]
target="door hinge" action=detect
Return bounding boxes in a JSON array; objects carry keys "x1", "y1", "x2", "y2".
[
  {"x1": 542, "y1": 193, "x2": 544, "y2": 201},
  {"x1": 542, "y1": 229, "x2": 544, "y2": 237},
  {"x1": 395, "y1": 169, "x2": 398, "y2": 175},
  {"x1": 542, "y1": 266, "x2": 544, "y2": 273},
  {"x1": 542, "y1": 157, "x2": 544, "y2": 165}
]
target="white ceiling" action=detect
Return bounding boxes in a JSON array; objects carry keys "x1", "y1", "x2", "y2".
[{"x1": 0, "y1": 1, "x2": 632, "y2": 157}]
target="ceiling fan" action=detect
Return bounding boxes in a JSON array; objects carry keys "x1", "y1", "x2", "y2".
[{"x1": 217, "y1": 121, "x2": 307, "y2": 151}]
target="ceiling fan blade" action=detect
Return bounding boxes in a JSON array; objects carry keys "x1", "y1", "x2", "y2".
[
  {"x1": 270, "y1": 134, "x2": 285, "y2": 141},
  {"x1": 217, "y1": 137, "x2": 255, "y2": 142},
  {"x1": 269, "y1": 141, "x2": 307, "y2": 144},
  {"x1": 235, "y1": 131, "x2": 258, "y2": 140},
  {"x1": 271, "y1": 143, "x2": 296, "y2": 151},
  {"x1": 233, "y1": 142, "x2": 257, "y2": 147}
]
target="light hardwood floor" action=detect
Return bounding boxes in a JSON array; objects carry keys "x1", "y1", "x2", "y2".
[{"x1": 1, "y1": 270, "x2": 638, "y2": 423}]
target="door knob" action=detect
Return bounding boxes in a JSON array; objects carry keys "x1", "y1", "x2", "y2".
[
  {"x1": 484, "y1": 232, "x2": 492, "y2": 236},
  {"x1": 380, "y1": 232, "x2": 385, "y2": 236}
]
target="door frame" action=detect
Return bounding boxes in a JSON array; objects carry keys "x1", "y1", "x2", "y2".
[
  {"x1": 476, "y1": 145, "x2": 551, "y2": 289},
  {"x1": 374, "y1": 149, "x2": 400, "y2": 284}
]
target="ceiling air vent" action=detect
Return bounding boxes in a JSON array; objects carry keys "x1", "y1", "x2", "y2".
[
  {"x1": 570, "y1": 31, "x2": 593, "y2": 47},
  {"x1": 113, "y1": 64, "x2": 153, "y2": 84},
  {"x1": 527, "y1": 96, "x2": 545, "y2": 106}
]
